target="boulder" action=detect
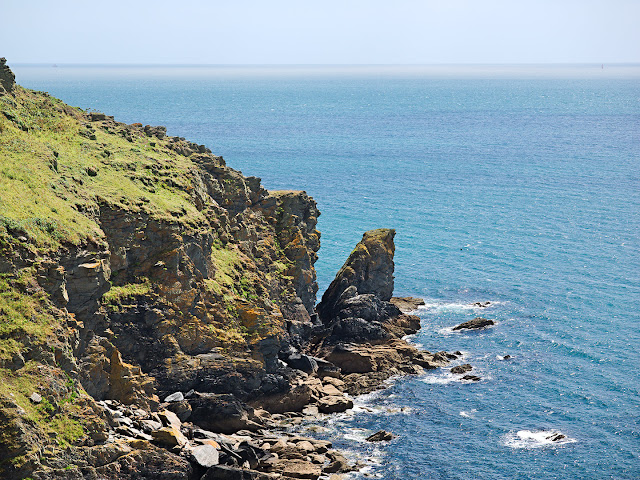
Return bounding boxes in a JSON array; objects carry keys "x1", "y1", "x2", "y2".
[
  {"x1": 200, "y1": 465, "x2": 264, "y2": 480},
  {"x1": 281, "y1": 459, "x2": 322, "y2": 480},
  {"x1": 318, "y1": 395, "x2": 353, "y2": 414},
  {"x1": 325, "y1": 345, "x2": 375, "y2": 374},
  {"x1": 366, "y1": 430, "x2": 396, "y2": 442},
  {"x1": 314, "y1": 357, "x2": 341, "y2": 378},
  {"x1": 164, "y1": 391, "x2": 184, "y2": 402},
  {"x1": 29, "y1": 392, "x2": 42, "y2": 404},
  {"x1": 187, "y1": 444, "x2": 220, "y2": 467},
  {"x1": 323, "y1": 452, "x2": 351, "y2": 474},
  {"x1": 151, "y1": 426, "x2": 188, "y2": 447},
  {"x1": 158, "y1": 409, "x2": 182, "y2": 429},
  {"x1": 452, "y1": 317, "x2": 495, "y2": 331},
  {"x1": 252, "y1": 383, "x2": 313, "y2": 414},
  {"x1": 450, "y1": 364, "x2": 473, "y2": 374},
  {"x1": 462, "y1": 375, "x2": 481, "y2": 382},
  {"x1": 284, "y1": 352, "x2": 318, "y2": 374},
  {"x1": 331, "y1": 316, "x2": 388, "y2": 341},
  {"x1": 167, "y1": 399, "x2": 192, "y2": 422},
  {"x1": 189, "y1": 393, "x2": 260, "y2": 434}
]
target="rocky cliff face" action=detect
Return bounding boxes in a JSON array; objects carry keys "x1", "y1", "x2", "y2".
[
  {"x1": 0, "y1": 61, "x2": 323, "y2": 478},
  {"x1": 0, "y1": 61, "x2": 454, "y2": 480}
]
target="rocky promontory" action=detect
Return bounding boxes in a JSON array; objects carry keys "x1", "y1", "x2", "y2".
[{"x1": 0, "y1": 60, "x2": 455, "y2": 480}]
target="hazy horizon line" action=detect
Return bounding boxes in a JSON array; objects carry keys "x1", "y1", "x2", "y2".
[{"x1": 11, "y1": 62, "x2": 640, "y2": 67}]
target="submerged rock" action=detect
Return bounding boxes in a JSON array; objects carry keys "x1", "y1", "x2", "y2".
[
  {"x1": 366, "y1": 430, "x2": 396, "y2": 442},
  {"x1": 452, "y1": 317, "x2": 495, "y2": 331},
  {"x1": 450, "y1": 364, "x2": 473, "y2": 374}
]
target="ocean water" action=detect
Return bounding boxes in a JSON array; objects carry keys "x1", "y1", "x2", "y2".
[{"x1": 14, "y1": 64, "x2": 640, "y2": 479}]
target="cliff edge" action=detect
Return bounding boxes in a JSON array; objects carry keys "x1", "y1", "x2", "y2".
[{"x1": 0, "y1": 61, "x2": 455, "y2": 480}]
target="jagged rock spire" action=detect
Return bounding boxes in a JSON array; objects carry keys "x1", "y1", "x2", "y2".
[
  {"x1": 317, "y1": 228, "x2": 395, "y2": 322},
  {"x1": 0, "y1": 58, "x2": 16, "y2": 94}
]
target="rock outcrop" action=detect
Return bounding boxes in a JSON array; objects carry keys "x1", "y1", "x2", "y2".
[
  {"x1": 0, "y1": 60, "x2": 457, "y2": 479},
  {"x1": 317, "y1": 228, "x2": 395, "y2": 322},
  {"x1": 0, "y1": 57, "x2": 15, "y2": 94},
  {"x1": 310, "y1": 229, "x2": 456, "y2": 395},
  {"x1": 453, "y1": 317, "x2": 495, "y2": 331}
]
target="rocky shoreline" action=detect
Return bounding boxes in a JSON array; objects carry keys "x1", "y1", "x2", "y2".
[
  {"x1": 52, "y1": 231, "x2": 458, "y2": 480},
  {"x1": 0, "y1": 60, "x2": 461, "y2": 480}
]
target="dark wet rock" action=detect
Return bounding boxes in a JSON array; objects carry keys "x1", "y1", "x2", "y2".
[
  {"x1": 502, "y1": 354, "x2": 511, "y2": 360},
  {"x1": 366, "y1": 430, "x2": 396, "y2": 442},
  {"x1": 471, "y1": 301, "x2": 491, "y2": 308},
  {"x1": 234, "y1": 442, "x2": 263, "y2": 469},
  {"x1": 331, "y1": 315, "x2": 388, "y2": 341},
  {"x1": 200, "y1": 465, "x2": 264, "y2": 480},
  {"x1": 462, "y1": 375, "x2": 481, "y2": 382},
  {"x1": 451, "y1": 364, "x2": 473, "y2": 374},
  {"x1": 452, "y1": 317, "x2": 495, "y2": 331},
  {"x1": 189, "y1": 393, "x2": 261, "y2": 434},
  {"x1": 314, "y1": 357, "x2": 341, "y2": 378},
  {"x1": 390, "y1": 296, "x2": 425, "y2": 312},
  {"x1": 282, "y1": 351, "x2": 318, "y2": 374},
  {"x1": 166, "y1": 399, "x2": 192, "y2": 422},
  {"x1": 547, "y1": 433, "x2": 566, "y2": 442}
]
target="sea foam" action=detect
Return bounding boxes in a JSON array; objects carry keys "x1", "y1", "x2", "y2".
[{"x1": 503, "y1": 429, "x2": 576, "y2": 449}]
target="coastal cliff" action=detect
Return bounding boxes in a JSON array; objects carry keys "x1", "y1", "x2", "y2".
[{"x1": 0, "y1": 60, "x2": 454, "y2": 480}]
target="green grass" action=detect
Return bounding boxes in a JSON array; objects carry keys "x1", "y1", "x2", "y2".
[
  {"x1": 102, "y1": 278, "x2": 152, "y2": 306},
  {"x1": 0, "y1": 86, "x2": 207, "y2": 250},
  {"x1": 0, "y1": 273, "x2": 55, "y2": 362},
  {"x1": 0, "y1": 365, "x2": 86, "y2": 453}
]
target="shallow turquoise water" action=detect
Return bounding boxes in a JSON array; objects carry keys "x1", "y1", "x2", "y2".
[{"x1": 15, "y1": 65, "x2": 640, "y2": 479}]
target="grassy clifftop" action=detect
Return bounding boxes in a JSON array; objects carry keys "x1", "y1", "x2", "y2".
[{"x1": 0, "y1": 85, "x2": 207, "y2": 249}]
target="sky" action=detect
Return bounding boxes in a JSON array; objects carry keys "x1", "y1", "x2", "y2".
[{"x1": 2, "y1": 0, "x2": 639, "y2": 64}]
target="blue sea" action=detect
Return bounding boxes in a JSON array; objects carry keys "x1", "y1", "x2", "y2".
[{"x1": 15, "y1": 64, "x2": 640, "y2": 479}]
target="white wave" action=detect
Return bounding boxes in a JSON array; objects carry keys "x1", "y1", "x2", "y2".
[
  {"x1": 421, "y1": 372, "x2": 461, "y2": 385},
  {"x1": 459, "y1": 409, "x2": 477, "y2": 418},
  {"x1": 342, "y1": 428, "x2": 371, "y2": 443},
  {"x1": 417, "y1": 299, "x2": 501, "y2": 315},
  {"x1": 437, "y1": 326, "x2": 456, "y2": 335},
  {"x1": 503, "y1": 429, "x2": 576, "y2": 449}
]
